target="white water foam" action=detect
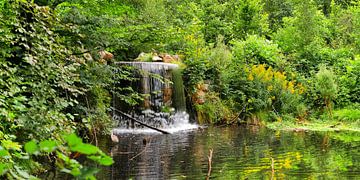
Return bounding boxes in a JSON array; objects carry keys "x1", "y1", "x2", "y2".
[{"x1": 112, "y1": 112, "x2": 198, "y2": 134}]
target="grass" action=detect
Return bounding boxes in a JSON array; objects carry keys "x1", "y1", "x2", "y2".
[
  {"x1": 266, "y1": 120, "x2": 360, "y2": 132},
  {"x1": 265, "y1": 108, "x2": 360, "y2": 133},
  {"x1": 333, "y1": 108, "x2": 360, "y2": 122}
]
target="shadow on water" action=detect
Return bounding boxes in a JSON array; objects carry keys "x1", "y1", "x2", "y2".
[{"x1": 97, "y1": 126, "x2": 360, "y2": 179}]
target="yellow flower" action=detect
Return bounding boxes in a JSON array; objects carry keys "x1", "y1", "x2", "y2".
[
  {"x1": 247, "y1": 74, "x2": 254, "y2": 81},
  {"x1": 287, "y1": 81, "x2": 295, "y2": 94},
  {"x1": 283, "y1": 157, "x2": 292, "y2": 169},
  {"x1": 297, "y1": 83, "x2": 305, "y2": 94}
]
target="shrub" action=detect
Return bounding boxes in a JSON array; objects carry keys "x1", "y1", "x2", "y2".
[
  {"x1": 195, "y1": 92, "x2": 236, "y2": 124},
  {"x1": 226, "y1": 64, "x2": 306, "y2": 121},
  {"x1": 315, "y1": 64, "x2": 338, "y2": 117}
]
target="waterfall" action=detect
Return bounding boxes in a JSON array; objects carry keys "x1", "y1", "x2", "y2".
[{"x1": 112, "y1": 62, "x2": 197, "y2": 133}]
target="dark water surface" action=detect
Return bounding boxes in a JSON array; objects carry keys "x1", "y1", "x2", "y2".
[{"x1": 98, "y1": 126, "x2": 360, "y2": 179}]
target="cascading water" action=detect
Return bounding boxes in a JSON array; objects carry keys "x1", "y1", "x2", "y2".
[{"x1": 112, "y1": 62, "x2": 197, "y2": 134}]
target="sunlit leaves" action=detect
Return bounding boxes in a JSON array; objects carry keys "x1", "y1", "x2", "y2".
[
  {"x1": 24, "y1": 140, "x2": 38, "y2": 155},
  {"x1": 0, "y1": 146, "x2": 10, "y2": 158},
  {"x1": 0, "y1": 163, "x2": 9, "y2": 175},
  {"x1": 2, "y1": 140, "x2": 21, "y2": 151},
  {"x1": 88, "y1": 155, "x2": 114, "y2": 166},
  {"x1": 64, "y1": 133, "x2": 114, "y2": 165},
  {"x1": 64, "y1": 133, "x2": 82, "y2": 147},
  {"x1": 70, "y1": 144, "x2": 99, "y2": 155},
  {"x1": 39, "y1": 140, "x2": 57, "y2": 153}
]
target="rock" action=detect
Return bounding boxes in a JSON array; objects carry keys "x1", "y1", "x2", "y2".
[
  {"x1": 83, "y1": 53, "x2": 93, "y2": 61},
  {"x1": 173, "y1": 54, "x2": 180, "y2": 61},
  {"x1": 159, "y1": 53, "x2": 180, "y2": 63},
  {"x1": 162, "y1": 54, "x2": 174, "y2": 63},
  {"x1": 192, "y1": 83, "x2": 209, "y2": 104},
  {"x1": 99, "y1": 50, "x2": 114, "y2": 61},
  {"x1": 137, "y1": 52, "x2": 146, "y2": 59},
  {"x1": 98, "y1": 58, "x2": 107, "y2": 64},
  {"x1": 152, "y1": 55, "x2": 163, "y2": 62},
  {"x1": 163, "y1": 87, "x2": 172, "y2": 105},
  {"x1": 136, "y1": 52, "x2": 151, "y2": 61}
]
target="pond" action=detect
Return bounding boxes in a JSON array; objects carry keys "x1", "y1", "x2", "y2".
[{"x1": 97, "y1": 126, "x2": 360, "y2": 179}]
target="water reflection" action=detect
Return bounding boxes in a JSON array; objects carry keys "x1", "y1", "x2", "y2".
[{"x1": 98, "y1": 126, "x2": 360, "y2": 179}]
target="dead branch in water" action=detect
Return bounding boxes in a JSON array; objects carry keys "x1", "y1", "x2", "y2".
[
  {"x1": 206, "y1": 148, "x2": 213, "y2": 180},
  {"x1": 130, "y1": 137, "x2": 152, "y2": 161},
  {"x1": 110, "y1": 107, "x2": 170, "y2": 134}
]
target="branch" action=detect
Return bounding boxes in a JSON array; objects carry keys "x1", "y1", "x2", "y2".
[{"x1": 206, "y1": 148, "x2": 213, "y2": 180}]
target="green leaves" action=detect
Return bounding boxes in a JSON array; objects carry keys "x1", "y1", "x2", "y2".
[
  {"x1": 88, "y1": 155, "x2": 114, "y2": 166},
  {"x1": 2, "y1": 140, "x2": 21, "y2": 151},
  {"x1": 64, "y1": 133, "x2": 82, "y2": 147},
  {"x1": 24, "y1": 140, "x2": 38, "y2": 155},
  {"x1": 0, "y1": 146, "x2": 10, "y2": 158},
  {"x1": 39, "y1": 140, "x2": 57, "y2": 153},
  {"x1": 64, "y1": 133, "x2": 114, "y2": 165},
  {"x1": 70, "y1": 144, "x2": 99, "y2": 155},
  {"x1": 3, "y1": 134, "x2": 114, "y2": 179},
  {"x1": 0, "y1": 163, "x2": 9, "y2": 175}
]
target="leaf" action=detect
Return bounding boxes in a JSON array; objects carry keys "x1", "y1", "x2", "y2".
[
  {"x1": 39, "y1": 140, "x2": 57, "y2": 153},
  {"x1": 90, "y1": 155, "x2": 113, "y2": 166},
  {"x1": 0, "y1": 163, "x2": 9, "y2": 175},
  {"x1": 99, "y1": 156, "x2": 114, "y2": 166},
  {"x1": 24, "y1": 140, "x2": 38, "y2": 155},
  {"x1": 14, "y1": 165, "x2": 30, "y2": 179},
  {"x1": 0, "y1": 146, "x2": 10, "y2": 158},
  {"x1": 57, "y1": 151, "x2": 70, "y2": 162},
  {"x1": 64, "y1": 133, "x2": 83, "y2": 147},
  {"x1": 70, "y1": 167, "x2": 81, "y2": 176},
  {"x1": 2, "y1": 140, "x2": 21, "y2": 151},
  {"x1": 70, "y1": 144, "x2": 99, "y2": 155},
  {"x1": 79, "y1": 167, "x2": 99, "y2": 179}
]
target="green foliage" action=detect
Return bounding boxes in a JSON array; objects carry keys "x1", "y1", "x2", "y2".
[
  {"x1": 196, "y1": 92, "x2": 235, "y2": 124},
  {"x1": 231, "y1": 0, "x2": 269, "y2": 39},
  {"x1": 315, "y1": 65, "x2": 338, "y2": 116},
  {"x1": 231, "y1": 35, "x2": 284, "y2": 67},
  {"x1": 337, "y1": 56, "x2": 360, "y2": 106},
  {"x1": 315, "y1": 65, "x2": 338, "y2": 99},
  {"x1": 263, "y1": 0, "x2": 293, "y2": 32},
  {"x1": 2, "y1": 0, "x2": 360, "y2": 176},
  {"x1": 0, "y1": 1, "x2": 138, "y2": 178},
  {"x1": 0, "y1": 133, "x2": 113, "y2": 179},
  {"x1": 333, "y1": 108, "x2": 360, "y2": 122}
]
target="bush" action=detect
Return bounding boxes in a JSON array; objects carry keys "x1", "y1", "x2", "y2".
[
  {"x1": 0, "y1": 134, "x2": 113, "y2": 179},
  {"x1": 315, "y1": 64, "x2": 338, "y2": 117},
  {"x1": 195, "y1": 92, "x2": 236, "y2": 124},
  {"x1": 225, "y1": 63, "x2": 306, "y2": 121}
]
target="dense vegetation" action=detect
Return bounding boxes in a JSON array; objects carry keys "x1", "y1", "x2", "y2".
[{"x1": 1, "y1": 0, "x2": 360, "y2": 178}]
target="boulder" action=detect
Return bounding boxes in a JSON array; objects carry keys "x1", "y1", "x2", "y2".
[
  {"x1": 99, "y1": 50, "x2": 114, "y2": 61},
  {"x1": 162, "y1": 54, "x2": 174, "y2": 63},
  {"x1": 152, "y1": 55, "x2": 163, "y2": 62}
]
